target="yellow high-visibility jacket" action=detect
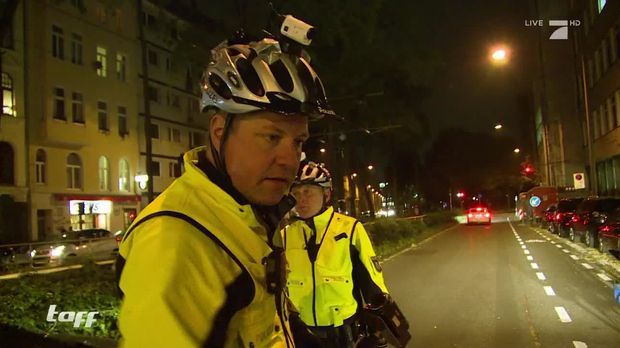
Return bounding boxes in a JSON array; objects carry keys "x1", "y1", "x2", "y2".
[
  {"x1": 282, "y1": 207, "x2": 388, "y2": 327},
  {"x1": 117, "y1": 147, "x2": 294, "y2": 348}
]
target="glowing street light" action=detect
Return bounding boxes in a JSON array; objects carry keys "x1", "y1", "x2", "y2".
[
  {"x1": 494, "y1": 124, "x2": 503, "y2": 130},
  {"x1": 320, "y1": 148, "x2": 326, "y2": 153},
  {"x1": 489, "y1": 45, "x2": 510, "y2": 65},
  {"x1": 514, "y1": 148, "x2": 521, "y2": 154},
  {"x1": 351, "y1": 173, "x2": 358, "y2": 178},
  {"x1": 367, "y1": 165, "x2": 374, "y2": 170}
]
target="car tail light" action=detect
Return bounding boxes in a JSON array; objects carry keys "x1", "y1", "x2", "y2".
[
  {"x1": 555, "y1": 213, "x2": 563, "y2": 221},
  {"x1": 484, "y1": 213, "x2": 490, "y2": 218},
  {"x1": 600, "y1": 225, "x2": 612, "y2": 233},
  {"x1": 468, "y1": 213, "x2": 473, "y2": 218}
]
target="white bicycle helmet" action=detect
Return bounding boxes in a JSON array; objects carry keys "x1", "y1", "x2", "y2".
[
  {"x1": 201, "y1": 35, "x2": 336, "y2": 119},
  {"x1": 294, "y1": 161, "x2": 332, "y2": 188}
]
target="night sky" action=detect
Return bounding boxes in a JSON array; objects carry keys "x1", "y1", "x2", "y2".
[{"x1": 421, "y1": 0, "x2": 537, "y2": 146}]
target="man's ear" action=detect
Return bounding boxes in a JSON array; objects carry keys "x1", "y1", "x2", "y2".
[
  {"x1": 324, "y1": 189, "x2": 332, "y2": 202},
  {"x1": 209, "y1": 113, "x2": 227, "y2": 152}
]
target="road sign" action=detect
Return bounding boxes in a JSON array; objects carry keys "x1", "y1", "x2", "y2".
[
  {"x1": 530, "y1": 196, "x2": 541, "y2": 208},
  {"x1": 573, "y1": 173, "x2": 585, "y2": 189}
]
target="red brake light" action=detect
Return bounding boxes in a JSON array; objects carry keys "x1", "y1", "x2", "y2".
[
  {"x1": 572, "y1": 215, "x2": 579, "y2": 223},
  {"x1": 468, "y1": 213, "x2": 473, "y2": 218},
  {"x1": 484, "y1": 213, "x2": 490, "y2": 218},
  {"x1": 555, "y1": 213, "x2": 562, "y2": 221},
  {"x1": 601, "y1": 225, "x2": 611, "y2": 233}
]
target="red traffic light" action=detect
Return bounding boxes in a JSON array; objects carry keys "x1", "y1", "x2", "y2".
[{"x1": 524, "y1": 166, "x2": 533, "y2": 173}]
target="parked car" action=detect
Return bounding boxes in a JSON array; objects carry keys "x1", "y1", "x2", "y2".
[
  {"x1": 31, "y1": 228, "x2": 118, "y2": 268},
  {"x1": 551, "y1": 198, "x2": 584, "y2": 237},
  {"x1": 466, "y1": 206, "x2": 492, "y2": 225},
  {"x1": 0, "y1": 246, "x2": 32, "y2": 272},
  {"x1": 568, "y1": 198, "x2": 620, "y2": 248},
  {"x1": 542, "y1": 205, "x2": 557, "y2": 230},
  {"x1": 598, "y1": 207, "x2": 620, "y2": 255}
]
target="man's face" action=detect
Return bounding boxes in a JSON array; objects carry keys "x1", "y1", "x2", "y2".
[
  {"x1": 218, "y1": 111, "x2": 309, "y2": 206},
  {"x1": 291, "y1": 184, "x2": 328, "y2": 219}
]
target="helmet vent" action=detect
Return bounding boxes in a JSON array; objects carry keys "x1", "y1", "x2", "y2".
[
  {"x1": 235, "y1": 58, "x2": 265, "y2": 97},
  {"x1": 269, "y1": 60, "x2": 294, "y2": 93}
]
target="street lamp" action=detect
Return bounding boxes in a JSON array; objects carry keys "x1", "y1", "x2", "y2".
[
  {"x1": 494, "y1": 124, "x2": 503, "y2": 130},
  {"x1": 489, "y1": 45, "x2": 510, "y2": 65},
  {"x1": 351, "y1": 173, "x2": 358, "y2": 178},
  {"x1": 514, "y1": 148, "x2": 521, "y2": 154},
  {"x1": 320, "y1": 148, "x2": 326, "y2": 153},
  {"x1": 367, "y1": 165, "x2": 374, "y2": 170}
]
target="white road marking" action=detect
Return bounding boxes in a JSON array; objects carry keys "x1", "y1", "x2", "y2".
[
  {"x1": 554, "y1": 306, "x2": 572, "y2": 323},
  {"x1": 572, "y1": 342, "x2": 588, "y2": 348},
  {"x1": 544, "y1": 286, "x2": 556, "y2": 296},
  {"x1": 597, "y1": 273, "x2": 612, "y2": 282},
  {"x1": 550, "y1": 241, "x2": 555, "y2": 244},
  {"x1": 519, "y1": 242, "x2": 524, "y2": 245},
  {"x1": 536, "y1": 272, "x2": 546, "y2": 280},
  {"x1": 581, "y1": 263, "x2": 594, "y2": 270},
  {"x1": 524, "y1": 250, "x2": 530, "y2": 255},
  {"x1": 527, "y1": 256, "x2": 534, "y2": 261},
  {"x1": 562, "y1": 249, "x2": 570, "y2": 253},
  {"x1": 531, "y1": 263, "x2": 539, "y2": 270},
  {"x1": 522, "y1": 245, "x2": 527, "y2": 249},
  {"x1": 570, "y1": 255, "x2": 579, "y2": 260},
  {"x1": 555, "y1": 244, "x2": 563, "y2": 248}
]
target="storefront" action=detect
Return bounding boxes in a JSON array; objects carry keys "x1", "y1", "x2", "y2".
[{"x1": 54, "y1": 194, "x2": 140, "y2": 234}]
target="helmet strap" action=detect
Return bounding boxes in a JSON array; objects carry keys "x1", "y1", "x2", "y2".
[{"x1": 210, "y1": 114, "x2": 236, "y2": 178}]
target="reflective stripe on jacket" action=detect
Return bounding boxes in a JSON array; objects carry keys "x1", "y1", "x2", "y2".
[
  {"x1": 118, "y1": 147, "x2": 293, "y2": 348},
  {"x1": 282, "y1": 207, "x2": 388, "y2": 327}
]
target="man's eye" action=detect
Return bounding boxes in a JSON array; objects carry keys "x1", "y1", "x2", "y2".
[{"x1": 265, "y1": 134, "x2": 281, "y2": 143}]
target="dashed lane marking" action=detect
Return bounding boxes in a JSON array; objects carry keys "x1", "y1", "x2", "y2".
[
  {"x1": 554, "y1": 307, "x2": 572, "y2": 323},
  {"x1": 544, "y1": 286, "x2": 556, "y2": 296},
  {"x1": 536, "y1": 272, "x2": 546, "y2": 280}
]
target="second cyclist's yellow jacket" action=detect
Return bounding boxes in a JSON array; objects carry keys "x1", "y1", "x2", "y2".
[
  {"x1": 282, "y1": 207, "x2": 388, "y2": 327},
  {"x1": 117, "y1": 147, "x2": 294, "y2": 348}
]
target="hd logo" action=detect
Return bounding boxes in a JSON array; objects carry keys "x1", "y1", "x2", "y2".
[{"x1": 524, "y1": 19, "x2": 581, "y2": 40}]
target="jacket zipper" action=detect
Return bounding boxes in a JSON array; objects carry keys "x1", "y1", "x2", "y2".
[{"x1": 311, "y1": 261, "x2": 318, "y2": 326}]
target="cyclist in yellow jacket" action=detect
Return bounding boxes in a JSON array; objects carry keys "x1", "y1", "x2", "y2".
[
  {"x1": 116, "y1": 19, "x2": 336, "y2": 347},
  {"x1": 282, "y1": 161, "x2": 390, "y2": 347}
]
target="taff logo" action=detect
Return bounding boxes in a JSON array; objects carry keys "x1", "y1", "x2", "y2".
[
  {"x1": 549, "y1": 20, "x2": 581, "y2": 40},
  {"x1": 524, "y1": 19, "x2": 581, "y2": 40}
]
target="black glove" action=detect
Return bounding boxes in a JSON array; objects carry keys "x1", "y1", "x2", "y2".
[{"x1": 289, "y1": 313, "x2": 322, "y2": 348}]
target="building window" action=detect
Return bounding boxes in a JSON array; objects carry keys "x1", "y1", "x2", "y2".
[
  {"x1": 150, "y1": 161, "x2": 160, "y2": 176},
  {"x1": 66, "y1": 153, "x2": 82, "y2": 189},
  {"x1": 593, "y1": 110, "x2": 600, "y2": 139},
  {"x1": 99, "y1": 156, "x2": 110, "y2": 191},
  {"x1": 170, "y1": 93, "x2": 180, "y2": 108},
  {"x1": 594, "y1": 49, "x2": 602, "y2": 81},
  {"x1": 600, "y1": 104, "x2": 608, "y2": 134},
  {"x1": 52, "y1": 25, "x2": 64, "y2": 60},
  {"x1": 1, "y1": 13, "x2": 14, "y2": 49},
  {"x1": 608, "y1": 32, "x2": 616, "y2": 64},
  {"x1": 190, "y1": 132, "x2": 204, "y2": 147},
  {"x1": 71, "y1": 33, "x2": 83, "y2": 65},
  {"x1": 53, "y1": 87, "x2": 66, "y2": 120},
  {"x1": 148, "y1": 49, "x2": 158, "y2": 66},
  {"x1": 119, "y1": 159, "x2": 130, "y2": 192},
  {"x1": 602, "y1": 40, "x2": 609, "y2": 72},
  {"x1": 96, "y1": 46, "x2": 107, "y2": 77},
  {"x1": 150, "y1": 123, "x2": 159, "y2": 139},
  {"x1": 609, "y1": 97, "x2": 616, "y2": 130},
  {"x1": 169, "y1": 162, "x2": 181, "y2": 178},
  {"x1": 98, "y1": 101, "x2": 108, "y2": 131},
  {"x1": 116, "y1": 53, "x2": 127, "y2": 81},
  {"x1": 118, "y1": 106, "x2": 128, "y2": 136},
  {"x1": 2, "y1": 73, "x2": 15, "y2": 117},
  {"x1": 615, "y1": 90, "x2": 620, "y2": 127},
  {"x1": 168, "y1": 127, "x2": 181, "y2": 143},
  {"x1": 147, "y1": 86, "x2": 159, "y2": 103},
  {"x1": 165, "y1": 57, "x2": 172, "y2": 72},
  {"x1": 0, "y1": 142, "x2": 14, "y2": 185},
  {"x1": 71, "y1": 92, "x2": 84, "y2": 124},
  {"x1": 615, "y1": 23, "x2": 620, "y2": 64},
  {"x1": 35, "y1": 149, "x2": 46, "y2": 184}
]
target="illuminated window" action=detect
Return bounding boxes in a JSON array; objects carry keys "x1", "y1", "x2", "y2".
[
  {"x1": 119, "y1": 159, "x2": 130, "y2": 192},
  {"x1": 96, "y1": 46, "x2": 107, "y2": 77},
  {"x1": 35, "y1": 149, "x2": 46, "y2": 184},
  {"x1": 2, "y1": 73, "x2": 15, "y2": 116},
  {"x1": 67, "y1": 153, "x2": 82, "y2": 189},
  {"x1": 99, "y1": 156, "x2": 110, "y2": 191}
]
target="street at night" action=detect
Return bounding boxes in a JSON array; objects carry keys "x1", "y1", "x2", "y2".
[{"x1": 385, "y1": 215, "x2": 620, "y2": 348}]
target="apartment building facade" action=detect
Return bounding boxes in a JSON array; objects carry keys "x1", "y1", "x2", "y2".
[{"x1": 26, "y1": 0, "x2": 141, "y2": 240}]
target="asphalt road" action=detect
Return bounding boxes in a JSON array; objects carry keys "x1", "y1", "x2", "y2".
[{"x1": 383, "y1": 214, "x2": 620, "y2": 348}]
